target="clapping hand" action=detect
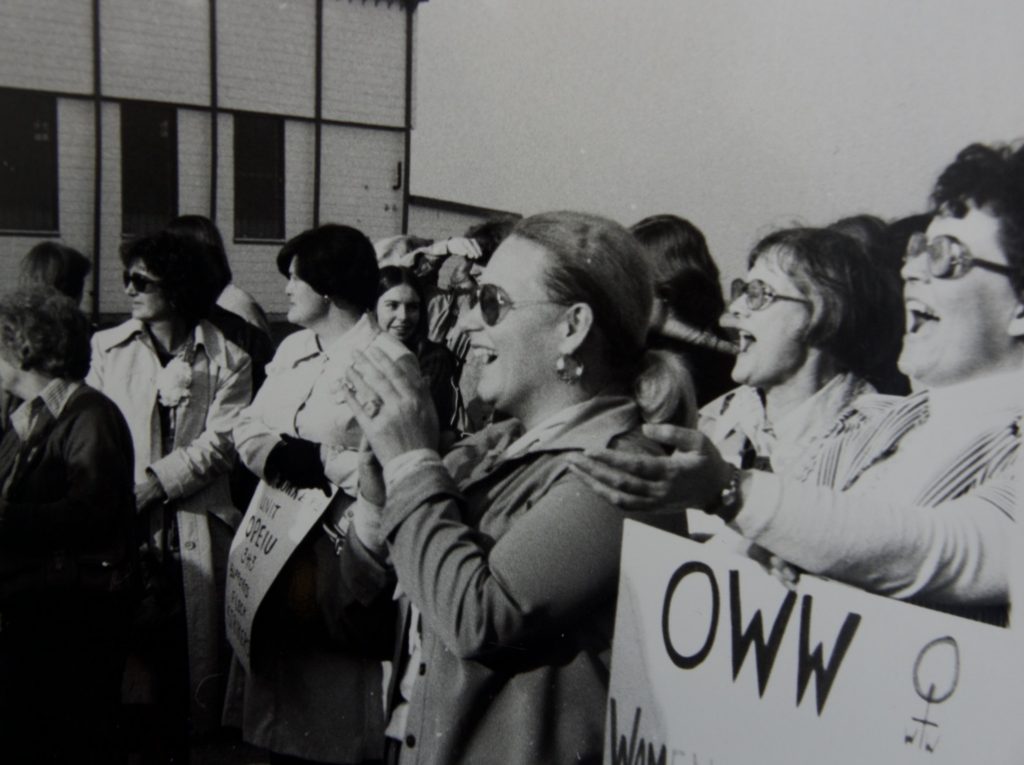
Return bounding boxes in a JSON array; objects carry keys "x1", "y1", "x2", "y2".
[{"x1": 342, "y1": 347, "x2": 439, "y2": 466}]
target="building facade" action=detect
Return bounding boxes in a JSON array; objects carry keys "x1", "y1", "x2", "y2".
[{"x1": 0, "y1": 0, "x2": 422, "y2": 319}]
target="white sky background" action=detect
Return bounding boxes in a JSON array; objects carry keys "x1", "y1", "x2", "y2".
[{"x1": 409, "y1": 0, "x2": 1024, "y2": 282}]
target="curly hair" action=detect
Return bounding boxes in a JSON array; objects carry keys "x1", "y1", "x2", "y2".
[
  {"x1": 930, "y1": 142, "x2": 1024, "y2": 295},
  {"x1": 749, "y1": 227, "x2": 903, "y2": 381},
  {"x1": 0, "y1": 288, "x2": 91, "y2": 380},
  {"x1": 276, "y1": 224, "x2": 379, "y2": 313},
  {"x1": 165, "y1": 214, "x2": 232, "y2": 294},
  {"x1": 120, "y1": 231, "x2": 221, "y2": 326}
]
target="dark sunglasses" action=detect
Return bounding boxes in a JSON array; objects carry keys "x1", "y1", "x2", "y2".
[
  {"x1": 730, "y1": 278, "x2": 810, "y2": 311},
  {"x1": 122, "y1": 270, "x2": 162, "y2": 294},
  {"x1": 472, "y1": 283, "x2": 565, "y2": 327},
  {"x1": 904, "y1": 232, "x2": 1016, "y2": 280}
]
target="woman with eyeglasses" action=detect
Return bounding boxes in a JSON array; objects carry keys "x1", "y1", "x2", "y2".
[
  {"x1": 704, "y1": 226, "x2": 898, "y2": 477},
  {"x1": 86, "y1": 231, "x2": 253, "y2": 760},
  {"x1": 336, "y1": 211, "x2": 685, "y2": 765},
  {"x1": 568, "y1": 141, "x2": 1024, "y2": 625},
  {"x1": 224, "y1": 224, "x2": 410, "y2": 765}
]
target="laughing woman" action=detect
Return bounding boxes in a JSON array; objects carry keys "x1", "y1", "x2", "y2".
[
  {"x1": 340, "y1": 211, "x2": 683, "y2": 765},
  {"x1": 375, "y1": 266, "x2": 460, "y2": 437},
  {"x1": 700, "y1": 227, "x2": 899, "y2": 474}
]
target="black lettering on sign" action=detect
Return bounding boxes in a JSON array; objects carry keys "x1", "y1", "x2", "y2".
[
  {"x1": 662, "y1": 561, "x2": 719, "y2": 670},
  {"x1": 796, "y1": 595, "x2": 861, "y2": 715},
  {"x1": 659, "y1": 562, "x2": 861, "y2": 716},
  {"x1": 608, "y1": 699, "x2": 668, "y2": 765},
  {"x1": 730, "y1": 569, "x2": 797, "y2": 697}
]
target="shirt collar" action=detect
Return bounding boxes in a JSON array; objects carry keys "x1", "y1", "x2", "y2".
[
  {"x1": 498, "y1": 395, "x2": 642, "y2": 462},
  {"x1": 10, "y1": 378, "x2": 81, "y2": 441},
  {"x1": 98, "y1": 317, "x2": 210, "y2": 355},
  {"x1": 927, "y1": 367, "x2": 1024, "y2": 423}
]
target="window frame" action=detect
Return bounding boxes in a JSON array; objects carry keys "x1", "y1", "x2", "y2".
[
  {"x1": 120, "y1": 101, "x2": 178, "y2": 237},
  {"x1": 233, "y1": 112, "x2": 286, "y2": 244},
  {"x1": 0, "y1": 88, "x2": 59, "y2": 236}
]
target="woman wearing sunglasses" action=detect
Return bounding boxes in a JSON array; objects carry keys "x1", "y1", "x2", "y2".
[
  {"x1": 86, "y1": 231, "x2": 253, "y2": 759},
  {"x1": 338, "y1": 211, "x2": 684, "y2": 765}
]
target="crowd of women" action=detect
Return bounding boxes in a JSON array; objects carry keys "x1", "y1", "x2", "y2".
[{"x1": 0, "y1": 138, "x2": 1020, "y2": 764}]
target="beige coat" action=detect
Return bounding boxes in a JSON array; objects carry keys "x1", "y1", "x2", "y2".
[{"x1": 87, "y1": 318, "x2": 252, "y2": 732}]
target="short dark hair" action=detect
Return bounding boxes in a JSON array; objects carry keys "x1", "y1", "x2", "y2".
[
  {"x1": 749, "y1": 227, "x2": 903, "y2": 381},
  {"x1": 930, "y1": 142, "x2": 1024, "y2": 295},
  {"x1": 0, "y1": 287, "x2": 91, "y2": 380},
  {"x1": 276, "y1": 224, "x2": 379, "y2": 313},
  {"x1": 377, "y1": 265, "x2": 427, "y2": 339},
  {"x1": 630, "y1": 214, "x2": 724, "y2": 333},
  {"x1": 166, "y1": 214, "x2": 232, "y2": 293},
  {"x1": 120, "y1": 231, "x2": 221, "y2": 326},
  {"x1": 20, "y1": 241, "x2": 92, "y2": 304}
]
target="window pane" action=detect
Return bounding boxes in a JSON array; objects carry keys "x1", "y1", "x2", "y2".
[
  {"x1": 0, "y1": 89, "x2": 58, "y2": 232},
  {"x1": 234, "y1": 114, "x2": 284, "y2": 240},
  {"x1": 122, "y1": 103, "x2": 177, "y2": 236}
]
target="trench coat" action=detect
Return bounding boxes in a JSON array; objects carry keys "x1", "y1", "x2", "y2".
[{"x1": 87, "y1": 318, "x2": 252, "y2": 732}]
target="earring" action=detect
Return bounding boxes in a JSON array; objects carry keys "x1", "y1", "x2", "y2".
[{"x1": 555, "y1": 353, "x2": 584, "y2": 384}]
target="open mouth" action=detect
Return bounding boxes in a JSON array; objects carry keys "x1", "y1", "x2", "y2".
[
  {"x1": 905, "y1": 298, "x2": 939, "y2": 335},
  {"x1": 736, "y1": 330, "x2": 756, "y2": 353},
  {"x1": 468, "y1": 346, "x2": 498, "y2": 365}
]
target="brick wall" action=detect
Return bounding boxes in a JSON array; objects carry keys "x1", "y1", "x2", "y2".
[
  {"x1": 177, "y1": 108, "x2": 213, "y2": 216},
  {"x1": 0, "y1": 0, "x2": 92, "y2": 95},
  {"x1": 323, "y1": 0, "x2": 407, "y2": 127},
  {"x1": 101, "y1": 0, "x2": 210, "y2": 105},
  {"x1": 320, "y1": 125, "x2": 404, "y2": 241},
  {"x1": 57, "y1": 99, "x2": 98, "y2": 311},
  {"x1": 98, "y1": 102, "x2": 126, "y2": 316},
  {"x1": 218, "y1": 0, "x2": 315, "y2": 118}
]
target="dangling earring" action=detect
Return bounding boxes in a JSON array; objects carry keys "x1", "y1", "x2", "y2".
[{"x1": 555, "y1": 353, "x2": 584, "y2": 384}]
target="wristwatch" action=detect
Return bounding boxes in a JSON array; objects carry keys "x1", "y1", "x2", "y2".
[{"x1": 707, "y1": 464, "x2": 743, "y2": 523}]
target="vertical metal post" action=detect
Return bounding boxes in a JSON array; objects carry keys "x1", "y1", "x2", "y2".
[
  {"x1": 313, "y1": 0, "x2": 323, "y2": 227},
  {"x1": 209, "y1": 0, "x2": 219, "y2": 220},
  {"x1": 91, "y1": 0, "x2": 102, "y2": 323},
  {"x1": 401, "y1": 2, "x2": 413, "y2": 233}
]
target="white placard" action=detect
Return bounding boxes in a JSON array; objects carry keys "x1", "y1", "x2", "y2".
[
  {"x1": 225, "y1": 480, "x2": 333, "y2": 671},
  {"x1": 606, "y1": 521, "x2": 1024, "y2": 764}
]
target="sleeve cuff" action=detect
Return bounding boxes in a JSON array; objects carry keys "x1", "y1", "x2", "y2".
[
  {"x1": 383, "y1": 449, "x2": 443, "y2": 490},
  {"x1": 728, "y1": 470, "x2": 785, "y2": 540}
]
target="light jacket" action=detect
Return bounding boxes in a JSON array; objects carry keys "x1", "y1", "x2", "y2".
[
  {"x1": 86, "y1": 318, "x2": 252, "y2": 731},
  {"x1": 355, "y1": 395, "x2": 679, "y2": 765}
]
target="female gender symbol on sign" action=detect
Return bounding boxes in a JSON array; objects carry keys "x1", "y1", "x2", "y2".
[{"x1": 906, "y1": 636, "x2": 960, "y2": 753}]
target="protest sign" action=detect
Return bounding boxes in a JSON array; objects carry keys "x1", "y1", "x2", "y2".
[
  {"x1": 606, "y1": 521, "x2": 1023, "y2": 764},
  {"x1": 225, "y1": 480, "x2": 334, "y2": 671}
]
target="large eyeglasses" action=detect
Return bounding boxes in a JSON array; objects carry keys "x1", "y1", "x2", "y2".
[
  {"x1": 122, "y1": 270, "x2": 162, "y2": 294},
  {"x1": 904, "y1": 232, "x2": 1016, "y2": 280},
  {"x1": 730, "y1": 278, "x2": 810, "y2": 311},
  {"x1": 473, "y1": 283, "x2": 564, "y2": 327}
]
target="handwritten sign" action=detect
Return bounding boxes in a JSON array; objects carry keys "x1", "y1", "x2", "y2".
[
  {"x1": 606, "y1": 521, "x2": 1024, "y2": 764},
  {"x1": 225, "y1": 481, "x2": 334, "y2": 671}
]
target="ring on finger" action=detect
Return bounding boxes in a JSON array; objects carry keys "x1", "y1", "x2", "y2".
[{"x1": 361, "y1": 397, "x2": 383, "y2": 418}]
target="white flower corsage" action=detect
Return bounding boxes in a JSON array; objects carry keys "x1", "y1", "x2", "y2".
[{"x1": 157, "y1": 354, "x2": 193, "y2": 407}]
